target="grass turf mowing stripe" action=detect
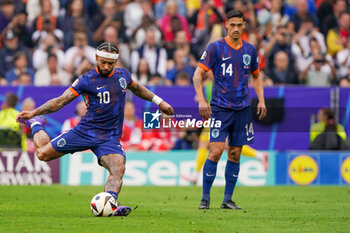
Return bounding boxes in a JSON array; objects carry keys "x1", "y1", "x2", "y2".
[{"x1": 0, "y1": 186, "x2": 349, "y2": 233}]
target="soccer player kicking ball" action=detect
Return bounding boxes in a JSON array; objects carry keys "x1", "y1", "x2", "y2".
[
  {"x1": 16, "y1": 42, "x2": 174, "y2": 216},
  {"x1": 193, "y1": 10, "x2": 267, "y2": 210}
]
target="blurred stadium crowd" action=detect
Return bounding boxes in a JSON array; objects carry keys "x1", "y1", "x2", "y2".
[
  {"x1": 0, "y1": 0, "x2": 349, "y2": 87},
  {"x1": 1, "y1": 0, "x2": 350, "y2": 152}
]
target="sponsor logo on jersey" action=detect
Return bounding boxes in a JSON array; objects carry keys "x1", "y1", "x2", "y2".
[{"x1": 288, "y1": 155, "x2": 318, "y2": 185}]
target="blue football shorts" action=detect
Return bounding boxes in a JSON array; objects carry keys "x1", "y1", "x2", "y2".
[
  {"x1": 209, "y1": 105, "x2": 254, "y2": 146},
  {"x1": 51, "y1": 128, "x2": 125, "y2": 166}
]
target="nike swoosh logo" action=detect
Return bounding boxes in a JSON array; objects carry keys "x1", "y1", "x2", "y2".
[
  {"x1": 247, "y1": 136, "x2": 254, "y2": 141},
  {"x1": 233, "y1": 174, "x2": 238, "y2": 177},
  {"x1": 222, "y1": 57, "x2": 231, "y2": 61},
  {"x1": 97, "y1": 86, "x2": 105, "y2": 90},
  {"x1": 206, "y1": 173, "x2": 215, "y2": 177}
]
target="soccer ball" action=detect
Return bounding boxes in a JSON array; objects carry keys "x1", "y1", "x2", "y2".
[{"x1": 90, "y1": 192, "x2": 118, "y2": 217}]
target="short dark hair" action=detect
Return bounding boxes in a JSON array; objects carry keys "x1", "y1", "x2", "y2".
[
  {"x1": 47, "y1": 52, "x2": 57, "y2": 60},
  {"x1": 5, "y1": 93, "x2": 18, "y2": 108},
  {"x1": 226, "y1": 10, "x2": 245, "y2": 21}
]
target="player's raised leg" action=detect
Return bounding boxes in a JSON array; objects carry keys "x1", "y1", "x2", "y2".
[
  {"x1": 199, "y1": 142, "x2": 225, "y2": 209},
  {"x1": 17, "y1": 87, "x2": 80, "y2": 161},
  {"x1": 221, "y1": 146, "x2": 242, "y2": 210},
  {"x1": 18, "y1": 116, "x2": 64, "y2": 161},
  {"x1": 100, "y1": 153, "x2": 131, "y2": 216}
]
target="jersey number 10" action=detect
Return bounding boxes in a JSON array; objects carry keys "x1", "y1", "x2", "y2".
[{"x1": 97, "y1": 91, "x2": 110, "y2": 104}]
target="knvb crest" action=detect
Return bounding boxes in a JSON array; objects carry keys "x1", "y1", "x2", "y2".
[
  {"x1": 57, "y1": 138, "x2": 66, "y2": 148},
  {"x1": 211, "y1": 129, "x2": 220, "y2": 138},
  {"x1": 143, "y1": 110, "x2": 161, "y2": 129},
  {"x1": 243, "y1": 54, "x2": 251, "y2": 66},
  {"x1": 119, "y1": 77, "x2": 127, "y2": 90}
]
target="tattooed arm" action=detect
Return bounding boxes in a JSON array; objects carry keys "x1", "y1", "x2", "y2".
[
  {"x1": 193, "y1": 66, "x2": 211, "y2": 120},
  {"x1": 127, "y1": 80, "x2": 154, "y2": 102},
  {"x1": 16, "y1": 88, "x2": 78, "y2": 121},
  {"x1": 128, "y1": 80, "x2": 174, "y2": 115}
]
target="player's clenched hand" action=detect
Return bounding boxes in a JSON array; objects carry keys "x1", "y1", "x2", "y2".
[
  {"x1": 159, "y1": 101, "x2": 174, "y2": 116},
  {"x1": 199, "y1": 100, "x2": 211, "y2": 120},
  {"x1": 257, "y1": 102, "x2": 267, "y2": 120},
  {"x1": 16, "y1": 111, "x2": 35, "y2": 122}
]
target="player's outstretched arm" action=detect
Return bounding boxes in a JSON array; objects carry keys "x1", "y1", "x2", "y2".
[
  {"x1": 193, "y1": 66, "x2": 211, "y2": 120},
  {"x1": 252, "y1": 73, "x2": 267, "y2": 120},
  {"x1": 16, "y1": 88, "x2": 78, "y2": 121},
  {"x1": 128, "y1": 80, "x2": 174, "y2": 116}
]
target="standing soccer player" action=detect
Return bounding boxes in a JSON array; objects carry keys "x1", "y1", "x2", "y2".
[
  {"x1": 16, "y1": 42, "x2": 174, "y2": 216},
  {"x1": 193, "y1": 10, "x2": 267, "y2": 210}
]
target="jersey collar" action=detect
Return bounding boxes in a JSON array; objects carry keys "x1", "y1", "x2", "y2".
[
  {"x1": 95, "y1": 67, "x2": 115, "y2": 77},
  {"x1": 224, "y1": 36, "x2": 243, "y2": 50}
]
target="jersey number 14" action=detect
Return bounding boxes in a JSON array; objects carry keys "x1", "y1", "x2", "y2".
[
  {"x1": 245, "y1": 123, "x2": 254, "y2": 136},
  {"x1": 221, "y1": 63, "x2": 233, "y2": 76}
]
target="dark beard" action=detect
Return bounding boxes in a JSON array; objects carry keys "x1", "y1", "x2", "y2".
[{"x1": 97, "y1": 66, "x2": 112, "y2": 77}]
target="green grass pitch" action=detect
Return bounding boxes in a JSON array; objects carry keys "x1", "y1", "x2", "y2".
[{"x1": 0, "y1": 186, "x2": 349, "y2": 233}]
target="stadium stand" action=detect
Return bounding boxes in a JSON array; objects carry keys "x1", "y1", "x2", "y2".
[{"x1": 0, "y1": 0, "x2": 350, "y2": 150}]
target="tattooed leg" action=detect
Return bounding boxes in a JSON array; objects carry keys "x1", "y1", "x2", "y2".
[
  {"x1": 16, "y1": 87, "x2": 77, "y2": 162},
  {"x1": 34, "y1": 131, "x2": 64, "y2": 162},
  {"x1": 100, "y1": 154, "x2": 126, "y2": 194},
  {"x1": 33, "y1": 130, "x2": 50, "y2": 149}
]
